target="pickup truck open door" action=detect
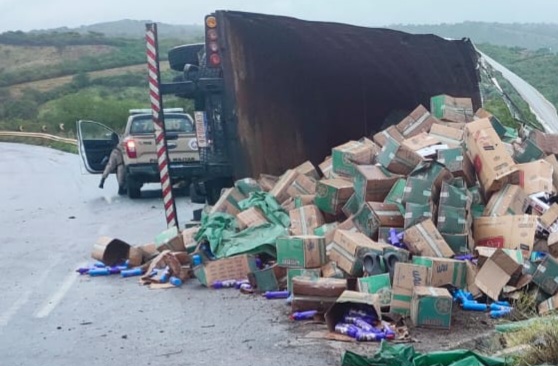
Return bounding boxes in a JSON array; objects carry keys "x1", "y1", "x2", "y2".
[{"x1": 77, "y1": 120, "x2": 119, "y2": 174}]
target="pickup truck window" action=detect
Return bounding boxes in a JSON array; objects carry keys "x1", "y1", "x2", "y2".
[{"x1": 130, "y1": 114, "x2": 195, "y2": 134}]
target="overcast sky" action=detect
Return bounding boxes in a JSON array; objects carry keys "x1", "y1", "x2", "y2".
[{"x1": 1, "y1": 0, "x2": 557, "y2": 32}]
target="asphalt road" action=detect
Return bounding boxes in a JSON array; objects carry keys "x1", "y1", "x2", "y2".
[{"x1": 0, "y1": 143, "x2": 337, "y2": 366}]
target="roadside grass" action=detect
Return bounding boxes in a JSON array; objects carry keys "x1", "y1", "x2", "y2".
[
  {"x1": 0, "y1": 136, "x2": 78, "y2": 154},
  {"x1": 506, "y1": 316, "x2": 558, "y2": 366}
]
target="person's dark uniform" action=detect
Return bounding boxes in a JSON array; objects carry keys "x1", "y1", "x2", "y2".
[{"x1": 99, "y1": 134, "x2": 125, "y2": 195}]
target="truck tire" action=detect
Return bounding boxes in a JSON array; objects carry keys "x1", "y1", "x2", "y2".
[
  {"x1": 127, "y1": 177, "x2": 142, "y2": 199},
  {"x1": 190, "y1": 182, "x2": 206, "y2": 204},
  {"x1": 168, "y1": 44, "x2": 204, "y2": 71}
]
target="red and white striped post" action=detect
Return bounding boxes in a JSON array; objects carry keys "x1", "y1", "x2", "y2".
[{"x1": 146, "y1": 23, "x2": 178, "y2": 228}]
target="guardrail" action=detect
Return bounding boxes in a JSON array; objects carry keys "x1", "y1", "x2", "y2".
[{"x1": 0, "y1": 131, "x2": 77, "y2": 145}]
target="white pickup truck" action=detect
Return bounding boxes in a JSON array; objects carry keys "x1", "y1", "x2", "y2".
[{"x1": 77, "y1": 108, "x2": 203, "y2": 198}]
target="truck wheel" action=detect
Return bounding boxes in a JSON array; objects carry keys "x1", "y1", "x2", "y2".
[
  {"x1": 204, "y1": 178, "x2": 233, "y2": 205},
  {"x1": 168, "y1": 44, "x2": 204, "y2": 71},
  {"x1": 190, "y1": 182, "x2": 206, "y2": 204},
  {"x1": 127, "y1": 177, "x2": 142, "y2": 199}
]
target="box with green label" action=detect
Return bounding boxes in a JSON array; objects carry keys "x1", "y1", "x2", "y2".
[
  {"x1": 332, "y1": 140, "x2": 377, "y2": 177},
  {"x1": 404, "y1": 202, "x2": 434, "y2": 229},
  {"x1": 514, "y1": 138, "x2": 545, "y2": 164},
  {"x1": 354, "y1": 165, "x2": 402, "y2": 203},
  {"x1": 430, "y1": 94, "x2": 474, "y2": 123},
  {"x1": 437, "y1": 147, "x2": 476, "y2": 186},
  {"x1": 384, "y1": 178, "x2": 407, "y2": 214},
  {"x1": 287, "y1": 268, "x2": 321, "y2": 293},
  {"x1": 442, "y1": 233, "x2": 470, "y2": 255},
  {"x1": 413, "y1": 256, "x2": 467, "y2": 289},
  {"x1": 437, "y1": 205, "x2": 468, "y2": 234},
  {"x1": 439, "y1": 181, "x2": 471, "y2": 210},
  {"x1": 342, "y1": 193, "x2": 361, "y2": 217},
  {"x1": 411, "y1": 286, "x2": 453, "y2": 329},
  {"x1": 352, "y1": 202, "x2": 381, "y2": 237},
  {"x1": 357, "y1": 274, "x2": 392, "y2": 308},
  {"x1": 402, "y1": 177, "x2": 433, "y2": 205},
  {"x1": 377, "y1": 138, "x2": 423, "y2": 175},
  {"x1": 315, "y1": 179, "x2": 354, "y2": 215},
  {"x1": 533, "y1": 255, "x2": 558, "y2": 295},
  {"x1": 276, "y1": 236, "x2": 327, "y2": 269}
]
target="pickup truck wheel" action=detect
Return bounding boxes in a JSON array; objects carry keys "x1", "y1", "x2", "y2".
[
  {"x1": 127, "y1": 177, "x2": 142, "y2": 199},
  {"x1": 190, "y1": 182, "x2": 206, "y2": 204},
  {"x1": 168, "y1": 44, "x2": 204, "y2": 71}
]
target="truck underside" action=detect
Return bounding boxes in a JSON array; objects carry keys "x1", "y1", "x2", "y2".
[{"x1": 216, "y1": 11, "x2": 481, "y2": 178}]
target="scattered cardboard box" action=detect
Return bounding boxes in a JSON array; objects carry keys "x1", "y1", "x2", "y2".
[
  {"x1": 315, "y1": 178, "x2": 354, "y2": 215},
  {"x1": 402, "y1": 219, "x2": 455, "y2": 258},
  {"x1": 533, "y1": 255, "x2": 558, "y2": 295},
  {"x1": 194, "y1": 254, "x2": 258, "y2": 287},
  {"x1": 271, "y1": 170, "x2": 300, "y2": 203},
  {"x1": 392, "y1": 263, "x2": 429, "y2": 290},
  {"x1": 155, "y1": 226, "x2": 185, "y2": 252},
  {"x1": 258, "y1": 174, "x2": 279, "y2": 192},
  {"x1": 430, "y1": 94, "x2": 474, "y2": 123},
  {"x1": 538, "y1": 293, "x2": 558, "y2": 315},
  {"x1": 515, "y1": 159, "x2": 555, "y2": 195},
  {"x1": 289, "y1": 205, "x2": 325, "y2": 236},
  {"x1": 411, "y1": 286, "x2": 453, "y2": 329},
  {"x1": 463, "y1": 118, "x2": 518, "y2": 195},
  {"x1": 373, "y1": 125, "x2": 405, "y2": 147},
  {"x1": 292, "y1": 277, "x2": 347, "y2": 312},
  {"x1": 540, "y1": 203, "x2": 558, "y2": 232},
  {"x1": 529, "y1": 129, "x2": 558, "y2": 155},
  {"x1": 332, "y1": 140, "x2": 376, "y2": 176},
  {"x1": 429, "y1": 123, "x2": 463, "y2": 147},
  {"x1": 329, "y1": 230, "x2": 387, "y2": 276},
  {"x1": 548, "y1": 231, "x2": 558, "y2": 258},
  {"x1": 342, "y1": 194, "x2": 361, "y2": 218},
  {"x1": 295, "y1": 161, "x2": 321, "y2": 180},
  {"x1": 404, "y1": 202, "x2": 434, "y2": 229},
  {"x1": 236, "y1": 207, "x2": 269, "y2": 231},
  {"x1": 325, "y1": 291, "x2": 382, "y2": 332},
  {"x1": 437, "y1": 147, "x2": 476, "y2": 186},
  {"x1": 473, "y1": 215, "x2": 538, "y2": 259},
  {"x1": 210, "y1": 187, "x2": 246, "y2": 215},
  {"x1": 354, "y1": 165, "x2": 402, "y2": 203},
  {"x1": 483, "y1": 184, "x2": 529, "y2": 216},
  {"x1": 474, "y1": 249, "x2": 522, "y2": 301},
  {"x1": 412, "y1": 257, "x2": 467, "y2": 289},
  {"x1": 396, "y1": 105, "x2": 438, "y2": 138},
  {"x1": 276, "y1": 235, "x2": 327, "y2": 269},
  {"x1": 377, "y1": 138, "x2": 424, "y2": 175},
  {"x1": 91, "y1": 236, "x2": 133, "y2": 267},
  {"x1": 357, "y1": 274, "x2": 392, "y2": 307},
  {"x1": 182, "y1": 227, "x2": 199, "y2": 253}
]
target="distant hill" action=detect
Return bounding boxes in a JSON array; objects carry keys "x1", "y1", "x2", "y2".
[
  {"x1": 389, "y1": 22, "x2": 558, "y2": 51},
  {"x1": 31, "y1": 19, "x2": 203, "y2": 40}
]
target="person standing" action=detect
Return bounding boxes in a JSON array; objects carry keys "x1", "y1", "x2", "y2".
[{"x1": 99, "y1": 133, "x2": 126, "y2": 195}]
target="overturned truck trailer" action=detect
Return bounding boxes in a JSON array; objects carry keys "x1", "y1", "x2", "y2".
[{"x1": 168, "y1": 11, "x2": 481, "y2": 202}]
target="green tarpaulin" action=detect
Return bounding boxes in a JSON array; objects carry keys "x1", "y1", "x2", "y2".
[
  {"x1": 341, "y1": 341, "x2": 507, "y2": 366},
  {"x1": 194, "y1": 192, "x2": 290, "y2": 259}
]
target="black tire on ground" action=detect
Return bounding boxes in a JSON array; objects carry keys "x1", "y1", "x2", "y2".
[
  {"x1": 127, "y1": 176, "x2": 142, "y2": 199},
  {"x1": 204, "y1": 177, "x2": 234, "y2": 205},
  {"x1": 190, "y1": 182, "x2": 206, "y2": 204},
  {"x1": 168, "y1": 43, "x2": 204, "y2": 71}
]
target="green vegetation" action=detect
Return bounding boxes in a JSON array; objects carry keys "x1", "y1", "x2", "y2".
[{"x1": 506, "y1": 317, "x2": 558, "y2": 365}]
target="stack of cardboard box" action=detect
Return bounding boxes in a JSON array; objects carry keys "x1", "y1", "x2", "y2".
[{"x1": 185, "y1": 93, "x2": 558, "y2": 330}]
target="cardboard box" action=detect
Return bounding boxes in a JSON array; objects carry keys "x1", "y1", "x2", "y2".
[
  {"x1": 367, "y1": 202, "x2": 404, "y2": 228},
  {"x1": 357, "y1": 274, "x2": 392, "y2": 307},
  {"x1": 412, "y1": 257, "x2": 467, "y2": 289},
  {"x1": 548, "y1": 231, "x2": 558, "y2": 258},
  {"x1": 538, "y1": 293, "x2": 558, "y2": 315},
  {"x1": 403, "y1": 219, "x2": 454, "y2": 258},
  {"x1": 258, "y1": 174, "x2": 279, "y2": 192},
  {"x1": 474, "y1": 249, "x2": 522, "y2": 300},
  {"x1": 182, "y1": 227, "x2": 199, "y2": 253},
  {"x1": 330, "y1": 230, "x2": 387, "y2": 276},
  {"x1": 475, "y1": 247, "x2": 524, "y2": 268},
  {"x1": 332, "y1": 140, "x2": 376, "y2": 176},
  {"x1": 354, "y1": 165, "x2": 402, "y2": 203},
  {"x1": 249, "y1": 264, "x2": 287, "y2": 292},
  {"x1": 286, "y1": 173, "x2": 317, "y2": 198},
  {"x1": 402, "y1": 132, "x2": 442, "y2": 153},
  {"x1": 194, "y1": 255, "x2": 258, "y2": 287},
  {"x1": 342, "y1": 194, "x2": 361, "y2": 218},
  {"x1": 392, "y1": 262, "x2": 429, "y2": 290},
  {"x1": 270, "y1": 169, "x2": 299, "y2": 203},
  {"x1": 513, "y1": 138, "x2": 545, "y2": 164},
  {"x1": 139, "y1": 243, "x2": 159, "y2": 262},
  {"x1": 473, "y1": 215, "x2": 538, "y2": 259},
  {"x1": 544, "y1": 154, "x2": 558, "y2": 193},
  {"x1": 391, "y1": 287, "x2": 413, "y2": 315},
  {"x1": 373, "y1": 125, "x2": 405, "y2": 147},
  {"x1": 315, "y1": 179, "x2": 354, "y2": 215},
  {"x1": 295, "y1": 160, "x2": 320, "y2": 180},
  {"x1": 155, "y1": 226, "x2": 185, "y2": 252},
  {"x1": 533, "y1": 255, "x2": 558, "y2": 295},
  {"x1": 234, "y1": 178, "x2": 262, "y2": 196},
  {"x1": 483, "y1": 184, "x2": 528, "y2": 216},
  {"x1": 210, "y1": 187, "x2": 246, "y2": 215},
  {"x1": 236, "y1": 207, "x2": 269, "y2": 231},
  {"x1": 540, "y1": 203, "x2": 558, "y2": 232},
  {"x1": 292, "y1": 277, "x2": 348, "y2": 312},
  {"x1": 429, "y1": 123, "x2": 463, "y2": 147},
  {"x1": 515, "y1": 160, "x2": 555, "y2": 195},
  {"x1": 352, "y1": 202, "x2": 381, "y2": 237},
  {"x1": 396, "y1": 104, "x2": 438, "y2": 138},
  {"x1": 442, "y1": 233, "x2": 471, "y2": 255},
  {"x1": 409, "y1": 160, "x2": 453, "y2": 197},
  {"x1": 437, "y1": 205, "x2": 468, "y2": 234},
  {"x1": 377, "y1": 138, "x2": 423, "y2": 175},
  {"x1": 313, "y1": 222, "x2": 339, "y2": 245},
  {"x1": 289, "y1": 205, "x2": 325, "y2": 236},
  {"x1": 319, "y1": 157, "x2": 334, "y2": 179},
  {"x1": 287, "y1": 268, "x2": 321, "y2": 292},
  {"x1": 321, "y1": 262, "x2": 344, "y2": 278},
  {"x1": 411, "y1": 286, "x2": 453, "y2": 329},
  {"x1": 276, "y1": 235, "x2": 327, "y2": 269},
  {"x1": 404, "y1": 202, "x2": 434, "y2": 229},
  {"x1": 325, "y1": 291, "x2": 382, "y2": 332},
  {"x1": 430, "y1": 94, "x2": 474, "y2": 123},
  {"x1": 282, "y1": 195, "x2": 316, "y2": 212},
  {"x1": 439, "y1": 181, "x2": 470, "y2": 210},
  {"x1": 384, "y1": 178, "x2": 407, "y2": 212},
  {"x1": 437, "y1": 147, "x2": 476, "y2": 186},
  {"x1": 530, "y1": 129, "x2": 558, "y2": 155},
  {"x1": 402, "y1": 177, "x2": 433, "y2": 205},
  {"x1": 464, "y1": 118, "x2": 518, "y2": 195}
]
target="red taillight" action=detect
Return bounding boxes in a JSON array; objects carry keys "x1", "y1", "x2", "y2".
[
  {"x1": 125, "y1": 140, "x2": 137, "y2": 159},
  {"x1": 209, "y1": 53, "x2": 221, "y2": 66}
]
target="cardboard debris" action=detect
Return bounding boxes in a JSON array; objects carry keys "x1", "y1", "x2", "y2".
[
  {"x1": 377, "y1": 138, "x2": 424, "y2": 175},
  {"x1": 473, "y1": 215, "x2": 538, "y2": 259},
  {"x1": 237, "y1": 207, "x2": 269, "y2": 230},
  {"x1": 515, "y1": 159, "x2": 555, "y2": 195},
  {"x1": 396, "y1": 105, "x2": 438, "y2": 138},
  {"x1": 289, "y1": 205, "x2": 325, "y2": 235},
  {"x1": 402, "y1": 219, "x2": 455, "y2": 258},
  {"x1": 287, "y1": 268, "x2": 321, "y2": 292},
  {"x1": 373, "y1": 125, "x2": 405, "y2": 147},
  {"x1": 155, "y1": 226, "x2": 185, "y2": 252},
  {"x1": 329, "y1": 230, "x2": 388, "y2": 276},
  {"x1": 412, "y1": 257, "x2": 467, "y2": 289},
  {"x1": 533, "y1": 255, "x2": 558, "y2": 295},
  {"x1": 315, "y1": 178, "x2": 354, "y2": 215},
  {"x1": 276, "y1": 235, "x2": 327, "y2": 269},
  {"x1": 430, "y1": 94, "x2": 474, "y2": 123},
  {"x1": 483, "y1": 184, "x2": 528, "y2": 216},
  {"x1": 194, "y1": 254, "x2": 258, "y2": 287},
  {"x1": 325, "y1": 291, "x2": 382, "y2": 332},
  {"x1": 357, "y1": 274, "x2": 392, "y2": 307},
  {"x1": 332, "y1": 140, "x2": 376, "y2": 176},
  {"x1": 210, "y1": 187, "x2": 246, "y2": 215},
  {"x1": 474, "y1": 249, "x2": 522, "y2": 301},
  {"x1": 354, "y1": 165, "x2": 403, "y2": 203},
  {"x1": 411, "y1": 286, "x2": 453, "y2": 329},
  {"x1": 91, "y1": 237, "x2": 133, "y2": 267},
  {"x1": 429, "y1": 123, "x2": 463, "y2": 147},
  {"x1": 295, "y1": 161, "x2": 320, "y2": 180}
]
